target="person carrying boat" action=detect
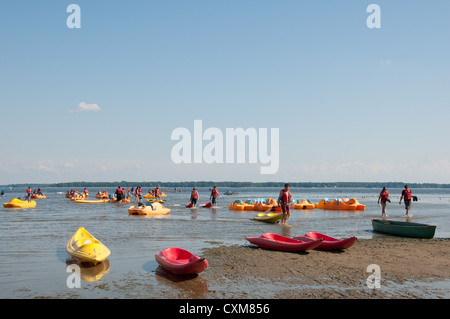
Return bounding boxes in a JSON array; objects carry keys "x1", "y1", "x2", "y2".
[
  {"x1": 399, "y1": 185, "x2": 413, "y2": 217},
  {"x1": 277, "y1": 183, "x2": 292, "y2": 225},
  {"x1": 378, "y1": 187, "x2": 390, "y2": 218},
  {"x1": 210, "y1": 186, "x2": 219, "y2": 206},
  {"x1": 190, "y1": 187, "x2": 199, "y2": 208}
]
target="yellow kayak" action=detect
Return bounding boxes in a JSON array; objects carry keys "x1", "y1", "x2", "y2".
[
  {"x1": 143, "y1": 193, "x2": 167, "y2": 198},
  {"x1": 253, "y1": 212, "x2": 284, "y2": 223},
  {"x1": 146, "y1": 199, "x2": 165, "y2": 203},
  {"x1": 66, "y1": 227, "x2": 111, "y2": 265},
  {"x1": 128, "y1": 202, "x2": 170, "y2": 215},
  {"x1": 3, "y1": 198, "x2": 36, "y2": 208},
  {"x1": 75, "y1": 199, "x2": 110, "y2": 204}
]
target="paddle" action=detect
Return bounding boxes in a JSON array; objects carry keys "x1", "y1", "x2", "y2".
[{"x1": 263, "y1": 207, "x2": 276, "y2": 214}]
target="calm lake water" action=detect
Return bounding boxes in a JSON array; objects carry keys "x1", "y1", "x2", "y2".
[{"x1": 1, "y1": 186, "x2": 449, "y2": 298}]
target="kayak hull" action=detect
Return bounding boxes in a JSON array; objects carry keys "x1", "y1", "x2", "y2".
[
  {"x1": 246, "y1": 233, "x2": 322, "y2": 252},
  {"x1": 372, "y1": 219, "x2": 436, "y2": 239},
  {"x1": 294, "y1": 232, "x2": 357, "y2": 250},
  {"x1": 66, "y1": 227, "x2": 110, "y2": 265},
  {"x1": 155, "y1": 247, "x2": 208, "y2": 275},
  {"x1": 253, "y1": 212, "x2": 283, "y2": 223}
]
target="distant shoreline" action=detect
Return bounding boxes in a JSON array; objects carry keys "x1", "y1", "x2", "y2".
[{"x1": 3, "y1": 181, "x2": 450, "y2": 189}]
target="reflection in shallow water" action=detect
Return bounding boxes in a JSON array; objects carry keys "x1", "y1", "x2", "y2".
[
  {"x1": 154, "y1": 266, "x2": 208, "y2": 298},
  {"x1": 65, "y1": 257, "x2": 111, "y2": 282}
]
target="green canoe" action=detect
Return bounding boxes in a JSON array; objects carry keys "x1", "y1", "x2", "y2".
[{"x1": 371, "y1": 219, "x2": 436, "y2": 239}]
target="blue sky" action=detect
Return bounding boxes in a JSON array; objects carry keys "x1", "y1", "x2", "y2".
[{"x1": 1, "y1": 1, "x2": 449, "y2": 184}]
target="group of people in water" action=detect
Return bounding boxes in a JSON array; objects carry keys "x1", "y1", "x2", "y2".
[{"x1": 36, "y1": 184, "x2": 417, "y2": 221}]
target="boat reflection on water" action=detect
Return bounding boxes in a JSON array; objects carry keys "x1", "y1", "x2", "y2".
[
  {"x1": 154, "y1": 266, "x2": 208, "y2": 298},
  {"x1": 65, "y1": 257, "x2": 111, "y2": 282}
]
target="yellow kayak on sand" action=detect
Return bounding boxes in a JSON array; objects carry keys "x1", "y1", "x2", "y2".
[
  {"x1": 3, "y1": 198, "x2": 36, "y2": 208},
  {"x1": 66, "y1": 227, "x2": 111, "y2": 265}
]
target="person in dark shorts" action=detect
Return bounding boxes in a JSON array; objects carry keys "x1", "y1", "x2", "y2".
[
  {"x1": 399, "y1": 185, "x2": 412, "y2": 217},
  {"x1": 115, "y1": 186, "x2": 123, "y2": 203},
  {"x1": 210, "y1": 186, "x2": 219, "y2": 206},
  {"x1": 190, "y1": 187, "x2": 199, "y2": 208}
]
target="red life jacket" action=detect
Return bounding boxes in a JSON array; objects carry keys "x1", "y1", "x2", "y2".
[
  {"x1": 403, "y1": 189, "x2": 412, "y2": 200},
  {"x1": 212, "y1": 189, "x2": 218, "y2": 197},
  {"x1": 192, "y1": 190, "x2": 198, "y2": 199},
  {"x1": 380, "y1": 190, "x2": 389, "y2": 202},
  {"x1": 281, "y1": 190, "x2": 291, "y2": 204}
]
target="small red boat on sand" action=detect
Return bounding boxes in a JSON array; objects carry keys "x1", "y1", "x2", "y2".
[
  {"x1": 155, "y1": 247, "x2": 209, "y2": 275},
  {"x1": 293, "y1": 232, "x2": 357, "y2": 250},
  {"x1": 245, "y1": 233, "x2": 322, "y2": 252}
]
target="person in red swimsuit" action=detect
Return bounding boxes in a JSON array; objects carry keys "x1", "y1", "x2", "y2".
[
  {"x1": 277, "y1": 183, "x2": 292, "y2": 225},
  {"x1": 378, "y1": 187, "x2": 390, "y2": 218}
]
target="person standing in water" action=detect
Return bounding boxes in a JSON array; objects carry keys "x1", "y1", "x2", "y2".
[
  {"x1": 377, "y1": 187, "x2": 390, "y2": 218},
  {"x1": 190, "y1": 187, "x2": 199, "y2": 208},
  {"x1": 210, "y1": 186, "x2": 219, "y2": 206},
  {"x1": 277, "y1": 183, "x2": 292, "y2": 225},
  {"x1": 399, "y1": 185, "x2": 413, "y2": 217}
]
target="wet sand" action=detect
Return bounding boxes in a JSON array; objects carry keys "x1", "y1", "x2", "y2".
[{"x1": 198, "y1": 238, "x2": 450, "y2": 299}]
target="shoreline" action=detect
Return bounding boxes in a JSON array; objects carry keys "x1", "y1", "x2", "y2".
[{"x1": 196, "y1": 238, "x2": 450, "y2": 299}]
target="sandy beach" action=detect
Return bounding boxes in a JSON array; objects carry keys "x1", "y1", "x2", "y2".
[{"x1": 194, "y1": 238, "x2": 450, "y2": 299}]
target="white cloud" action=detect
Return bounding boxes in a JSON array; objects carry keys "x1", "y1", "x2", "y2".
[
  {"x1": 69, "y1": 102, "x2": 101, "y2": 113},
  {"x1": 379, "y1": 59, "x2": 392, "y2": 66}
]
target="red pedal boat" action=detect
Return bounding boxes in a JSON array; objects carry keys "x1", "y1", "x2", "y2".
[
  {"x1": 155, "y1": 247, "x2": 208, "y2": 275},
  {"x1": 245, "y1": 233, "x2": 322, "y2": 252},
  {"x1": 293, "y1": 232, "x2": 357, "y2": 250}
]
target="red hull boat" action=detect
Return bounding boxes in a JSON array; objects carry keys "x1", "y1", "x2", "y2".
[
  {"x1": 293, "y1": 232, "x2": 357, "y2": 250},
  {"x1": 155, "y1": 247, "x2": 208, "y2": 275},
  {"x1": 245, "y1": 233, "x2": 322, "y2": 252}
]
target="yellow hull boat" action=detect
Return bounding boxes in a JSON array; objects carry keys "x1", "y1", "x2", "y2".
[
  {"x1": 128, "y1": 202, "x2": 171, "y2": 215},
  {"x1": 3, "y1": 198, "x2": 36, "y2": 208},
  {"x1": 75, "y1": 199, "x2": 110, "y2": 204},
  {"x1": 253, "y1": 212, "x2": 283, "y2": 223},
  {"x1": 66, "y1": 227, "x2": 111, "y2": 265}
]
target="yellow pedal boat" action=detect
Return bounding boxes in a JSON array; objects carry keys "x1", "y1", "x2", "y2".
[
  {"x1": 3, "y1": 198, "x2": 36, "y2": 208},
  {"x1": 75, "y1": 199, "x2": 110, "y2": 204},
  {"x1": 128, "y1": 202, "x2": 171, "y2": 215},
  {"x1": 66, "y1": 227, "x2": 111, "y2": 265}
]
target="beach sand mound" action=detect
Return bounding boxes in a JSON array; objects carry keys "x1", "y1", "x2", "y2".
[{"x1": 201, "y1": 238, "x2": 450, "y2": 299}]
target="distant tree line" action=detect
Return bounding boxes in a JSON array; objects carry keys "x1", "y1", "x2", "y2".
[{"x1": 3, "y1": 181, "x2": 450, "y2": 189}]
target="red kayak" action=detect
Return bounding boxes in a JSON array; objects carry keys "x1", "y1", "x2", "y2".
[
  {"x1": 155, "y1": 247, "x2": 209, "y2": 275},
  {"x1": 245, "y1": 233, "x2": 322, "y2": 252},
  {"x1": 202, "y1": 202, "x2": 212, "y2": 208},
  {"x1": 293, "y1": 232, "x2": 357, "y2": 250},
  {"x1": 185, "y1": 203, "x2": 193, "y2": 208}
]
